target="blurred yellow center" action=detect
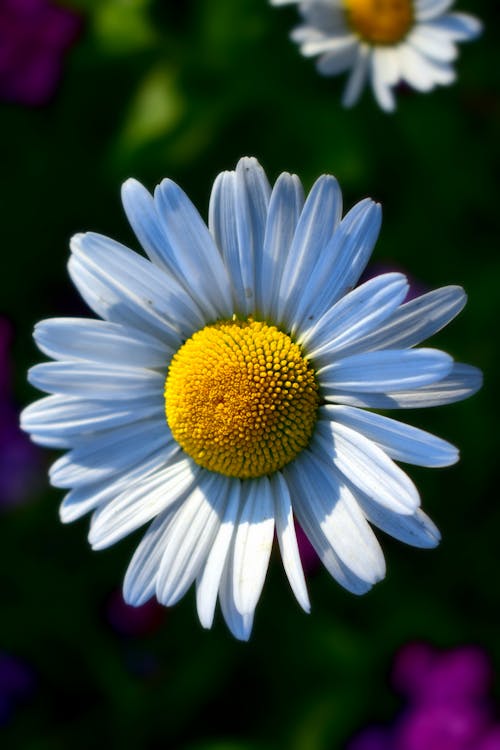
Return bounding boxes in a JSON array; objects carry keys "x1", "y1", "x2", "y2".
[
  {"x1": 344, "y1": 0, "x2": 413, "y2": 44},
  {"x1": 165, "y1": 319, "x2": 319, "y2": 479}
]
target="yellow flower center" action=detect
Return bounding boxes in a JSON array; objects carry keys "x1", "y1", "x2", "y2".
[
  {"x1": 344, "y1": 0, "x2": 414, "y2": 45},
  {"x1": 165, "y1": 319, "x2": 319, "y2": 479}
]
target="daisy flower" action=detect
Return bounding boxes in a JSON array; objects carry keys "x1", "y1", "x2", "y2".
[
  {"x1": 22, "y1": 158, "x2": 481, "y2": 640},
  {"x1": 271, "y1": 0, "x2": 482, "y2": 112}
]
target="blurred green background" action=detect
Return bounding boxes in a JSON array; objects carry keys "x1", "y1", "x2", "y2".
[{"x1": 1, "y1": 0, "x2": 499, "y2": 748}]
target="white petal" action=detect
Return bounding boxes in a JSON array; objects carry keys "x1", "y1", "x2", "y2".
[
  {"x1": 21, "y1": 393, "x2": 163, "y2": 448},
  {"x1": 328, "y1": 362, "x2": 482, "y2": 409},
  {"x1": 398, "y1": 43, "x2": 435, "y2": 91},
  {"x1": 219, "y1": 545, "x2": 254, "y2": 641},
  {"x1": 153, "y1": 178, "x2": 234, "y2": 318},
  {"x1": 293, "y1": 451, "x2": 387, "y2": 584},
  {"x1": 372, "y1": 46, "x2": 400, "y2": 86},
  {"x1": 342, "y1": 45, "x2": 370, "y2": 108},
  {"x1": 297, "y1": 29, "x2": 355, "y2": 59},
  {"x1": 298, "y1": 2, "x2": 348, "y2": 36},
  {"x1": 209, "y1": 157, "x2": 271, "y2": 317},
  {"x1": 155, "y1": 473, "x2": 229, "y2": 606},
  {"x1": 357, "y1": 496, "x2": 441, "y2": 549},
  {"x1": 49, "y1": 419, "x2": 172, "y2": 488},
  {"x1": 277, "y1": 175, "x2": 343, "y2": 327},
  {"x1": 60, "y1": 482, "x2": 116, "y2": 523},
  {"x1": 21, "y1": 431, "x2": 72, "y2": 450},
  {"x1": 292, "y1": 199, "x2": 382, "y2": 333},
  {"x1": 59, "y1": 444, "x2": 171, "y2": 523},
  {"x1": 321, "y1": 405, "x2": 458, "y2": 467},
  {"x1": 28, "y1": 361, "x2": 165, "y2": 400},
  {"x1": 123, "y1": 505, "x2": 180, "y2": 606},
  {"x1": 398, "y1": 43, "x2": 455, "y2": 91},
  {"x1": 371, "y1": 49, "x2": 397, "y2": 112},
  {"x1": 290, "y1": 506, "x2": 371, "y2": 593},
  {"x1": 88, "y1": 457, "x2": 198, "y2": 550},
  {"x1": 256, "y1": 172, "x2": 304, "y2": 319},
  {"x1": 427, "y1": 13, "x2": 482, "y2": 41},
  {"x1": 33, "y1": 318, "x2": 169, "y2": 368},
  {"x1": 69, "y1": 232, "x2": 201, "y2": 343},
  {"x1": 408, "y1": 26, "x2": 458, "y2": 62},
  {"x1": 232, "y1": 477, "x2": 275, "y2": 617},
  {"x1": 196, "y1": 482, "x2": 241, "y2": 629},
  {"x1": 316, "y1": 49, "x2": 357, "y2": 77},
  {"x1": 415, "y1": 0, "x2": 454, "y2": 22},
  {"x1": 272, "y1": 473, "x2": 310, "y2": 612},
  {"x1": 123, "y1": 175, "x2": 233, "y2": 318},
  {"x1": 313, "y1": 420, "x2": 420, "y2": 514},
  {"x1": 339, "y1": 285, "x2": 466, "y2": 356},
  {"x1": 299, "y1": 272, "x2": 407, "y2": 360},
  {"x1": 121, "y1": 178, "x2": 177, "y2": 273},
  {"x1": 320, "y1": 348, "x2": 453, "y2": 393},
  {"x1": 285, "y1": 455, "x2": 382, "y2": 593}
]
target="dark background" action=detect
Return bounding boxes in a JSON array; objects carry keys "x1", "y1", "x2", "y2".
[{"x1": 1, "y1": 0, "x2": 498, "y2": 748}]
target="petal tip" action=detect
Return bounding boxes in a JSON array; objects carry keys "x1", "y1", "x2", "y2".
[{"x1": 121, "y1": 177, "x2": 144, "y2": 198}]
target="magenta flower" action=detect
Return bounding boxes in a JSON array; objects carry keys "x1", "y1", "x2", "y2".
[
  {"x1": 295, "y1": 520, "x2": 321, "y2": 575},
  {"x1": 392, "y1": 642, "x2": 492, "y2": 707},
  {"x1": 348, "y1": 644, "x2": 500, "y2": 750},
  {"x1": 396, "y1": 702, "x2": 489, "y2": 750},
  {"x1": 0, "y1": 0, "x2": 81, "y2": 106}
]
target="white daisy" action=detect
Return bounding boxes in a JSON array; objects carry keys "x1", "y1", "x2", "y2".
[
  {"x1": 271, "y1": 0, "x2": 482, "y2": 112},
  {"x1": 22, "y1": 157, "x2": 481, "y2": 640}
]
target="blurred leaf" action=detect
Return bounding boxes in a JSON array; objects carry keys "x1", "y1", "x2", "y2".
[
  {"x1": 93, "y1": 0, "x2": 157, "y2": 54},
  {"x1": 117, "y1": 65, "x2": 185, "y2": 154}
]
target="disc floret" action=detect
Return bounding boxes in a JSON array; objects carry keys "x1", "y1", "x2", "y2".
[
  {"x1": 165, "y1": 319, "x2": 319, "y2": 479},
  {"x1": 344, "y1": 0, "x2": 414, "y2": 45}
]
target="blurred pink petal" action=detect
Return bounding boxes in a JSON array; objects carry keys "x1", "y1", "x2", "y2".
[
  {"x1": 105, "y1": 590, "x2": 166, "y2": 637},
  {"x1": 294, "y1": 520, "x2": 321, "y2": 575},
  {"x1": 477, "y1": 727, "x2": 500, "y2": 750},
  {"x1": 393, "y1": 642, "x2": 492, "y2": 705},
  {"x1": 349, "y1": 644, "x2": 498, "y2": 750},
  {"x1": 395, "y1": 703, "x2": 489, "y2": 750},
  {"x1": 0, "y1": 0, "x2": 82, "y2": 106}
]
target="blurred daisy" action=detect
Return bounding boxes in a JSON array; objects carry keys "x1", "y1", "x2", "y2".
[
  {"x1": 22, "y1": 158, "x2": 481, "y2": 640},
  {"x1": 271, "y1": 0, "x2": 482, "y2": 111}
]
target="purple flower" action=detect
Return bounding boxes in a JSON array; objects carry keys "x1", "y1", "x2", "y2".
[
  {"x1": 105, "y1": 590, "x2": 166, "y2": 637},
  {"x1": 295, "y1": 520, "x2": 321, "y2": 576},
  {"x1": 0, "y1": 318, "x2": 41, "y2": 508},
  {"x1": 477, "y1": 728, "x2": 500, "y2": 750},
  {"x1": 0, "y1": 317, "x2": 12, "y2": 391},
  {"x1": 348, "y1": 727, "x2": 393, "y2": 750},
  {"x1": 347, "y1": 644, "x2": 500, "y2": 750},
  {"x1": 393, "y1": 642, "x2": 492, "y2": 707},
  {"x1": 395, "y1": 702, "x2": 489, "y2": 750},
  {"x1": 0, "y1": 0, "x2": 82, "y2": 106},
  {"x1": 0, "y1": 652, "x2": 36, "y2": 725}
]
